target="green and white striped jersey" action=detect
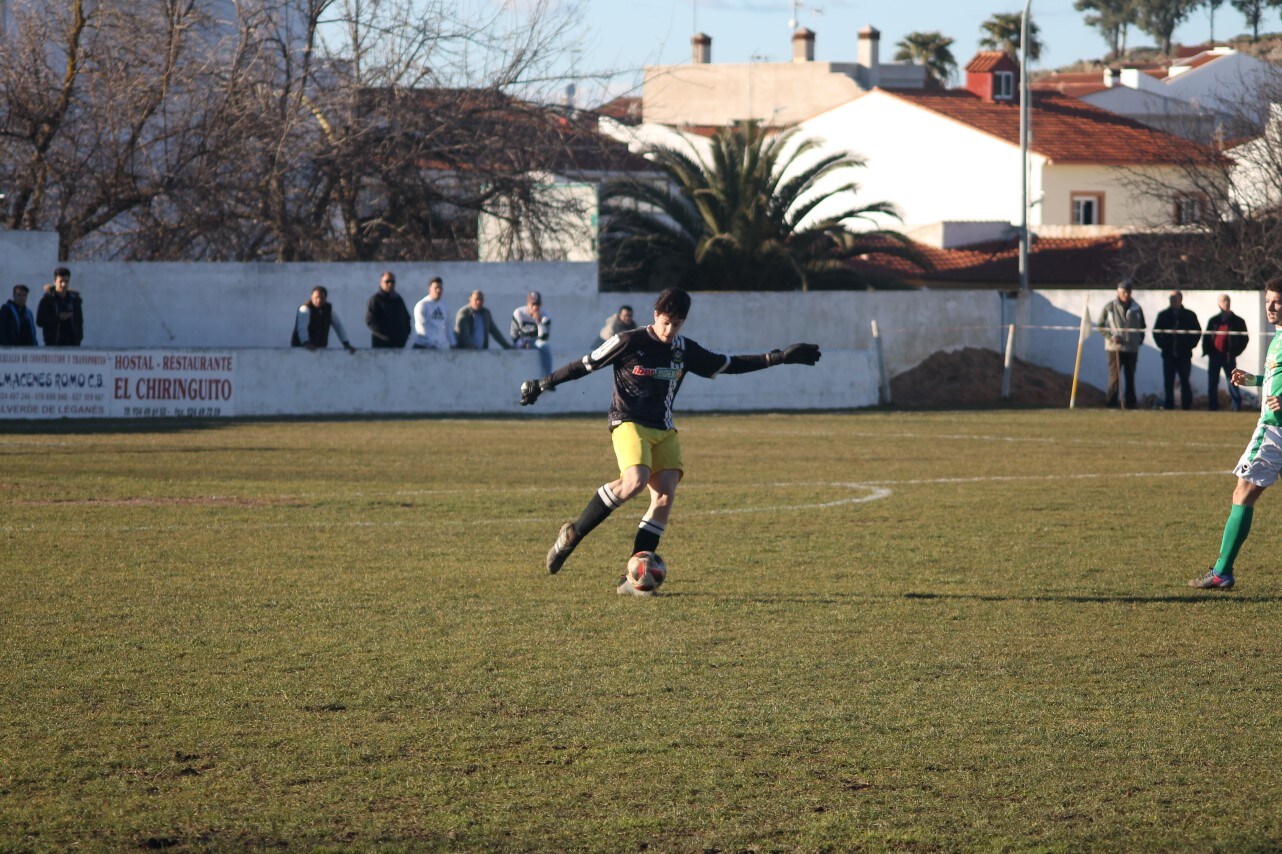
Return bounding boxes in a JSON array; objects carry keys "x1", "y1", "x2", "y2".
[{"x1": 1259, "y1": 330, "x2": 1282, "y2": 427}]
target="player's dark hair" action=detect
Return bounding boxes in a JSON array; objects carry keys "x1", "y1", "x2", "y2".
[
  {"x1": 430, "y1": 277, "x2": 443, "y2": 286},
  {"x1": 312, "y1": 285, "x2": 328, "y2": 298},
  {"x1": 13, "y1": 284, "x2": 29, "y2": 296},
  {"x1": 619, "y1": 305, "x2": 632, "y2": 314},
  {"x1": 1266, "y1": 278, "x2": 1282, "y2": 296},
  {"x1": 53, "y1": 267, "x2": 71, "y2": 279},
  {"x1": 654, "y1": 288, "x2": 691, "y2": 320}
]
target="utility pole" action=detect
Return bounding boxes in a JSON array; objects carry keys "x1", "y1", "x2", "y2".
[{"x1": 1018, "y1": 0, "x2": 1032, "y2": 294}]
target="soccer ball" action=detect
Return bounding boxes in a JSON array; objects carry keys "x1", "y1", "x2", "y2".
[{"x1": 625, "y1": 551, "x2": 667, "y2": 592}]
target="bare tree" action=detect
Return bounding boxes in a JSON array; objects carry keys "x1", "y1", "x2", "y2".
[
  {"x1": 0, "y1": 0, "x2": 610, "y2": 261},
  {"x1": 1117, "y1": 69, "x2": 1282, "y2": 290},
  {"x1": 0, "y1": 0, "x2": 232, "y2": 260}
]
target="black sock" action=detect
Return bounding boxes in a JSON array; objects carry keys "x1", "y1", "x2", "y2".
[
  {"x1": 573, "y1": 484, "x2": 623, "y2": 539},
  {"x1": 632, "y1": 517, "x2": 665, "y2": 555}
]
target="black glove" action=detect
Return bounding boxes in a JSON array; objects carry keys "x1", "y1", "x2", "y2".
[
  {"x1": 770, "y1": 343, "x2": 821, "y2": 366},
  {"x1": 521, "y1": 377, "x2": 554, "y2": 405}
]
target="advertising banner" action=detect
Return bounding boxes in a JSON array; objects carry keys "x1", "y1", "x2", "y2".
[{"x1": 0, "y1": 350, "x2": 235, "y2": 419}]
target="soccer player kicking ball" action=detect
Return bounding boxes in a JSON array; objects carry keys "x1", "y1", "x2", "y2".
[
  {"x1": 1190, "y1": 280, "x2": 1282, "y2": 590},
  {"x1": 518, "y1": 287, "x2": 821, "y2": 595}
]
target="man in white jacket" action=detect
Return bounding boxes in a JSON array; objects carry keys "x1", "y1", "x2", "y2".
[{"x1": 411, "y1": 277, "x2": 456, "y2": 350}]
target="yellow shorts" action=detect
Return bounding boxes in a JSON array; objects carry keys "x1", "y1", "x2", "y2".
[{"x1": 611, "y1": 423, "x2": 684, "y2": 476}]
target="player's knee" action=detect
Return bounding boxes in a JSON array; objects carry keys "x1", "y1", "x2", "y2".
[{"x1": 617, "y1": 469, "x2": 651, "y2": 499}]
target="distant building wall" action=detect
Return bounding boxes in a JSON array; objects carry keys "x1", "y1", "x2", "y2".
[{"x1": 642, "y1": 62, "x2": 866, "y2": 127}]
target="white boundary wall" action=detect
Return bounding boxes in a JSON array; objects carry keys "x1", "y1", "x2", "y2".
[
  {"x1": 0, "y1": 348, "x2": 878, "y2": 418},
  {"x1": 1024, "y1": 289, "x2": 1270, "y2": 403},
  {"x1": 1, "y1": 231, "x2": 1270, "y2": 417}
]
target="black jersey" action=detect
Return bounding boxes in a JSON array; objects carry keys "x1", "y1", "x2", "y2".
[{"x1": 579, "y1": 327, "x2": 731, "y2": 430}]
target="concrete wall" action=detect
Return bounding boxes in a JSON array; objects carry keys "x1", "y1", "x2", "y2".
[
  {"x1": 233, "y1": 347, "x2": 877, "y2": 417},
  {"x1": 2, "y1": 229, "x2": 1271, "y2": 416},
  {"x1": 14, "y1": 259, "x2": 601, "y2": 351},
  {"x1": 0, "y1": 346, "x2": 878, "y2": 419},
  {"x1": 1025, "y1": 288, "x2": 1269, "y2": 403}
]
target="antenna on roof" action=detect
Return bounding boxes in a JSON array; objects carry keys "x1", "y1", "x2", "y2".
[{"x1": 789, "y1": 0, "x2": 824, "y2": 29}]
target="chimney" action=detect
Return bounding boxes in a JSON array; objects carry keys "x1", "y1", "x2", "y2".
[
  {"x1": 1104, "y1": 67, "x2": 1121, "y2": 88},
  {"x1": 858, "y1": 26, "x2": 880, "y2": 87},
  {"x1": 792, "y1": 27, "x2": 815, "y2": 63},
  {"x1": 691, "y1": 32, "x2": 711, "y2": 64}
]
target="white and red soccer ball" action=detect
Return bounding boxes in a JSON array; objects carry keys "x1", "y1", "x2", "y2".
[{"x1": 625, "y1": 551, "x2": 667, "y2": 592}]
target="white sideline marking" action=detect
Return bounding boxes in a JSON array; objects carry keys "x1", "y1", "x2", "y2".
[
  {"x1": 0, "y1": 471, "x2": 1232, "y2": 534},
  {"x1": 704, "y1": 427, "x2": 1244, "y2": 450}
]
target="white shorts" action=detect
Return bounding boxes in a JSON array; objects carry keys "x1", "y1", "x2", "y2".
[{"x1": 1234, "y1": 423, "x2": 1282, "y2": 488}]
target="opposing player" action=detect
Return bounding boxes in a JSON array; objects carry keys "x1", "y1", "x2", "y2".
[
  {"x1": 1190, "y1": 279, "x2": 1282, "y2": 590},
  {"x1": 518, "y1": 287, "x2": 821, "y2": 595}
]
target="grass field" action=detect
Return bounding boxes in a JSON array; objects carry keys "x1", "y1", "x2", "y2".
[{"x1": 3, "y1": 408, "x2": 1282, "y2": 851}]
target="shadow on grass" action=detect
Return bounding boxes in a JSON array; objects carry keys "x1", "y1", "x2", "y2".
[
  {"x1": 0, "y1": 411, "x2": 602, "y2": 436},
  {"x1": 903, "y1": 591, "x2": 1282, "y2": 604},
  {"x1": 666, "y1": 591, "x2": 1282, "y2": 604}
]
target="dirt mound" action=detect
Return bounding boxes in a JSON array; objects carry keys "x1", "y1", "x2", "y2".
[{"x1": 890, "y1": 347, "x2": 1107, "y2": 408}]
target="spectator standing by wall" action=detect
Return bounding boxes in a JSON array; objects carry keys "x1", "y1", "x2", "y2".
[
  {"x1": 1203, "y1": 294, "x2": 1249, "y2": 412},
  {"x1": 366, "y1": 271, "x2": 410, "y2": 349},
  {"x1": 1097, "y1": 280, "x2": 1146, "y2": 409},
  {"x1": 0, "y1": 285, "x2": 38, "y2": 347},
  {"x1": 292, "y1": 286, "x2": 356, "y2": 352},
  {"x1": 455, "y1": 290, "x2": 511, "y2": 350},
  {"x1": 595, "y1": 305, "x2": 636, "y2": 347},
  {"x1": 412, "y1": 277, "x2": 456, "y2": 350},
  {"x1": 1154, "y1": 289, "x2": 1201, "y2": 411},
  {"x1": 35, "y1": 267, "x2": 83, "y2": 347},
  {"x1": 511, "y1": 290, "x2": 553, "y2": 375}
]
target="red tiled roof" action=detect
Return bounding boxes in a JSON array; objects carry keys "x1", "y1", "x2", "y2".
[
  {"x1": 849, "y1": 234, "x2": 1127, "y2": 287},
  {"x1": 966, "y1": 51, "x2": 1015, "y2": 73},
  {"x1": 1031, "y1": 71, "x2": 1108, "y2": 98},
  {"x1": 596, "y1": 96, "x2": 641, "y2": 123},
  {"x1": 1174, "y1": 51, "x2": 1221, "y2": 70},
  {"x1": 882, "y1": 88, "x2": 1204, "y2": 164}
]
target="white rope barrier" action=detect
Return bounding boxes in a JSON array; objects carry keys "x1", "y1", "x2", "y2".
[{"x1": 872, "y1": 323, "x2": 1258, "y2": 335}]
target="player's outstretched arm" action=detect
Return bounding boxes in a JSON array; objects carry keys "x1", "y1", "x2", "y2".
[{"x1": 716, "y1": 343, "x2": 822, "y2": 376}]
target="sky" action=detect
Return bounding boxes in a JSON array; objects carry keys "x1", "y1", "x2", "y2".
[{"x1": 568, "y1": 0, "x2": 1265, "y2": 105}]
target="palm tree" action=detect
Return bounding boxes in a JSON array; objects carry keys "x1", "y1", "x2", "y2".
[
  {"x1": 598, "y1": 122, "x2": 922, "y2": 292},
  {"x1": 894, "y1": 31, "x2": 959, "y2": 88},
  {"x1": 979, "y1": 11, "x2": 1042, "y2": 61}
]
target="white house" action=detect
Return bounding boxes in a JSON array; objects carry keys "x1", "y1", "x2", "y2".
[
  {"x1": 1036, "y1": 48, "x2": 1278, "y2": 141},
  {"x1": 796, "y1": 52, "x2": 1208, "y2": 234}
]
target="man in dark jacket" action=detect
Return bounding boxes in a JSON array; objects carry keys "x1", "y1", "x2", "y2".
[
  {"x1": 35, "y1": 267, "x2": 83, "y2": 347},
  {"x1": 1203, "y1": 293, "x2": 1250, "y2": 411},
  {"x1": 292, "y1": 286, "x2": 356, "y2": 353},
  {"x1": 366, "y1": 271, "x2": 411, "y2": 349},
  {"x1": 1154, "y1": 289, "x2": 1201, "y2": 410},
  {"x1": 0, "y1": 285, "x2": 38, "y2": 347}
]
